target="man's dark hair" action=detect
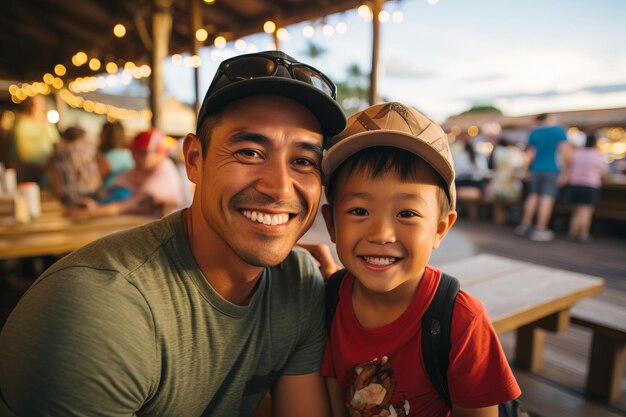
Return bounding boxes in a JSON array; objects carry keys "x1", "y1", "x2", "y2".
[
  {"x1": 326, "y1": 146, "x2": 451, "y2": 218},
  {"x1": 535, "y1": 113, "x2": 549, "y2": 122},
  {"x1": 196, "y1": 112, "x2": 224, "y2": 157}
]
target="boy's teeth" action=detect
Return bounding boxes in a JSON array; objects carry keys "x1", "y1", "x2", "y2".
[
  {"x1": 363, "y1": 256, "x2": 396, "y2": 266},
  {"x1": 241, "y1": 210, "x2": 289, "y2": 226}
]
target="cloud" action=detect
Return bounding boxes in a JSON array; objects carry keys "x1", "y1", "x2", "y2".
[
  {"x1": 463, "y1": 81, "x2": 626, "y2": 103},
  {"x1": 382, "y1": 57, "x2": 438, "y2": 79},
  {"x1": 581, "y1": 83, "x2": 626, "y2": 94},
  {"x1": 461, "y1": 74, "x2": 504, "y2": 83}
]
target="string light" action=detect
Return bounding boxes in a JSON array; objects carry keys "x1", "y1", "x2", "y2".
[
  {"x1": 196, "y1": 28, "x2": 208, "y2": 42},
  {"x1": 113, "y1": 24, "x2": 126, "y2": 38},
  {"x1": 54, "y1": 64, "x2": 67, "y2": 76},
  {"x1": 263, "y1": 20, "x2": 276, "y2": 34},
  {"x1": 214, "y1": 35, "x2": 227, "y2": 48}
]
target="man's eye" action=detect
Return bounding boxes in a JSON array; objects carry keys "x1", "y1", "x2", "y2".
[
  {"x1": 293, "y1": 158, "x2": 313, "y2": 166},
  {"x1": 398, "y1": 210, "x2": 417, "y2": 218},
  {"x1": 238, "y1": 149, "x2": 261, "y2": 158},
  {"x1": 348, "y1": 208, "x2": 368, "y2": 216}
]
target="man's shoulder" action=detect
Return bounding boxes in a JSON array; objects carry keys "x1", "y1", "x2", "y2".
[{"x1": 46, "y1": 214, "x2": 180, "y2": 280}]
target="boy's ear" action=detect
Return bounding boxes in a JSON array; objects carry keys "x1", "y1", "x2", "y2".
[
  {"x1": 433, "y1": 210, "x2": 457, "y2": 249},
  {"x1": 183, "y1": 133, "x2": 202, "y2": 184},
  {"x1": 321, "y1": 204, "x2": 336, "y2": 244}
]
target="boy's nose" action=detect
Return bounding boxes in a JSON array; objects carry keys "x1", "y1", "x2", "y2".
[{"x1": 366, "y1": 217, "x2": 396, "y2": 245}]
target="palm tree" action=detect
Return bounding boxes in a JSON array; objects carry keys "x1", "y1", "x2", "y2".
[{"x1": 302, "y1": 42, "x2": 327, "y2": 64}]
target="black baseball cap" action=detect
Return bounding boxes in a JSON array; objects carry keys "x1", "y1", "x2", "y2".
[{"x1": 196, "y1": 50, "x2": 346, "y2": 145}]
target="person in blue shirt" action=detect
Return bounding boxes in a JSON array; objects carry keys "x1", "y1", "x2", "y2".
[{"x1": 515, "y1": 113, "x2": 571, "y2": 241}]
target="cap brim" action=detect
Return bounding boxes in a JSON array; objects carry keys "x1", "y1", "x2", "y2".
[
  {"x1": 198, "y1": 78, "x2": 346, "y2": 137},
  {"x1": 323, "y1": 130, "x2": 457, "y2": 209}
]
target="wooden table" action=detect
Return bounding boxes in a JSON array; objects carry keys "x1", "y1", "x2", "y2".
[
  {"x1": 438, "y1": 254, "x2": 605, "y2": 372},
  {"x1": 0, "y1": 214, "x2": 154, "y2": 259}
]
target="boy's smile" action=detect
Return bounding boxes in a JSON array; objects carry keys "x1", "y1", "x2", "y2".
[{"x1": 323, "y1": 165, "x2": 455, "y2": 297}]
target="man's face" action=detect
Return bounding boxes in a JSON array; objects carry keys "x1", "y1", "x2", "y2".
[{"x1": 185, "y1": 95, "x2": 324, "y2": 267}]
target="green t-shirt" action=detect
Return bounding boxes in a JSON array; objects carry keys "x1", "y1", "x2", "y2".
[{"x1": 0, "y1": 211, "x2": 325, "y2": 417}]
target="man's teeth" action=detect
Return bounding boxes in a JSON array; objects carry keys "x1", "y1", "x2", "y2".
[
  {"x1": 242, "y1": 210, "x2": 289, "y2": 226},
  {"x1": 363, "y1": 256, "x2": 397, "y2": 266}
]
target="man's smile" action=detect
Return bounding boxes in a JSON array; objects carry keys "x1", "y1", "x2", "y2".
[{"x1": 241, "y1": 209, "x2": 292, "y2": 226}]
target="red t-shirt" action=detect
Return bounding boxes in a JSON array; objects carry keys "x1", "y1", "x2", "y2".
[{"x1": 322, "y1": 265, "x2": 521, "y2": 417}]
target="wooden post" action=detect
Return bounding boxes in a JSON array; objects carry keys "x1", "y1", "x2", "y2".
[
  {"x1": 272, "y1": 29, "x2": 280, "y2": 50},
  {"x1": 190, "y1": 0, "x2": 202, "y2": 118},
  {"x1": 150, "y1": 0, "x2": 172, "y2": 130},
  {"x1": 515, "y1": 323, "x2": 546, "y2": 372},
  {"x1": 368, "y1": 0, "x2": 382, "y2": 105}
]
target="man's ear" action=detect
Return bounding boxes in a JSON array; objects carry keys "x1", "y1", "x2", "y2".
[
  {"x1": 433, "y1": 210, "x2": 457, "y2": 249},
  {"x1": 183, "y1": 133, "x2": 202, "y2": 184},
  {"x1": 321, "y1": 204, "x2": 336, "y2": 244}
]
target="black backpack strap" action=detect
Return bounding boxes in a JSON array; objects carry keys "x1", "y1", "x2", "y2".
[
  {"x1": 421, "y1": 272, "x2": 460, "y2": 407},
  {"x1": 324, "y1": 269, "x2": 348, "y2": 339}
]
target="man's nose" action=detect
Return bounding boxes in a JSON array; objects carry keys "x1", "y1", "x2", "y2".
[
  {"x1": 255, "y1": 159, "x2": 295, "y2": 201},
  {"x1": 366, "y1": 216, "x2": 396, "y2": 245}
]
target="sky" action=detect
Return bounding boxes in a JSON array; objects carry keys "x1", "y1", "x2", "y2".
[{"x1": 162, "y1": 0, "x2": 626, "y2": 124}]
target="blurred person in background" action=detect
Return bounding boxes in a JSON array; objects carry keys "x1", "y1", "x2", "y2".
[
  {"x1": 486, "y1": 137, "x2": 526, "y2": 202},
  {"x1": 97, "y1": 120, "x2": 134, "y2": 189},
  {"x1": 563, "y1": 132, "x2": 608, "y2": 243},
  {"x1": 451, "y1": 136, "x2": 489, "y2": 200},
  {"x1": 67, "y1": 128, "x2": 184, "y2": 217},
  {"x1": 10, "y1": 95, "x2": 59, "y2": 185},
  {"x1": 49, "y1": 126, "x2": 102, "y2": 206},
  {"x1": 515, "y1": 113, "x2": 571, "y2": 242}
]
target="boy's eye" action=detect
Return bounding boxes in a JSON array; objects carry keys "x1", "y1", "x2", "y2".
[
  {"x1": 348, "y1": 208, "x2": 368, "y2": 216},
  {"x1": 397, "y1": 210, "x2": 418, "y2": 218}
]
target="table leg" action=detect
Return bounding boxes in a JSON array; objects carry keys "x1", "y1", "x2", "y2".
[
  {"x1": 515, "y1": 324, "x2": 546, "y2": 372},
  {"x1": 515, "y1": 310, "x2": 571, "y2": 372},
  {"x1": 586, "y1": 334, "x2": 626, "y2": 402}
]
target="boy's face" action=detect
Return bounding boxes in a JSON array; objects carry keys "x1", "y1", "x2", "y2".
[{"x1": 323, "y1": 164, "x2": 456, "y2": 295}]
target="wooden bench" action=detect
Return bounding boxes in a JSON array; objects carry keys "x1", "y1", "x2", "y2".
[
  {"x1": 571, "y1": 298, "x2": 626, "y2": 402},
  {"x1": 514, "y1": 369, "x2": 624, "y2": 417}
]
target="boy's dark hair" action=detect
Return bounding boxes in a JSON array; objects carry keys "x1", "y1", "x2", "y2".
[
  {"x1": 325, "y1": 146, "x2": 451, "y2": 218},
  {"x1": 535, "y1": 113, "x2": 549, "y2": 122}
]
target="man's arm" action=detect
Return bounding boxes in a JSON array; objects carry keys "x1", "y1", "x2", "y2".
[
  {"x1": 271, "y1": 372, "x2": 330, "y2": 417},
  {"x1": 452, "y1": 404, "x2": 498, "y2": 417}
]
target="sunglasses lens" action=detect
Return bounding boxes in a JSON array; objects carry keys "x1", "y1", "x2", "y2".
[
  {"x1": 225, "y1": 57, "x2": 276, "y2": 80},
  {"x1": 292, "y1": 66, "x2": 334, "y2": 97}
]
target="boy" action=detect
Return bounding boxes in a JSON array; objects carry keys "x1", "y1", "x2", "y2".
[{"x1": 321, "y1": 102, "x2": 521, "y2": 417}]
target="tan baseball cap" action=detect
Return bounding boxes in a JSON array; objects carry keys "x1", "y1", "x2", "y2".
[{"x1": 322, "y1": 102, "x2": 456, "y2": 210}]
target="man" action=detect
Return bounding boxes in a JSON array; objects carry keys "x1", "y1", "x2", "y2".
[
  {"x1": 515, "y1": 113, "x2": 570, "y2": 242},
  {"x1": 67, "y1": 128, "x2": 185, "y2": 218},
  {"x1": 0, "y1": 51, "x2": 346, "y2": 416}
]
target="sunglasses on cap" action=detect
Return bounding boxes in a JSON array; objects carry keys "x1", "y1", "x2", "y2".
[{"x1": 209, "y1": 52, "x2": 337, "y2": 100}]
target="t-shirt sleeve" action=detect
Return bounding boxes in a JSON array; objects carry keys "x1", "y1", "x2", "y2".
[
  {"x1": 0, "y1": 268, "x2": 158, "y2": 416},
  {"x1": 280, "y1": 249, "x2": 326, "y2": 376},
  {"x1": 446, "y1": 291, "x2": 521, "y2": 408}
]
